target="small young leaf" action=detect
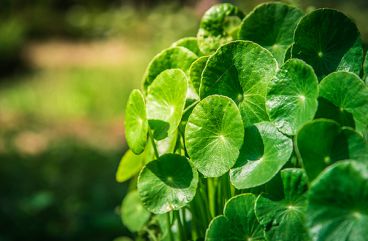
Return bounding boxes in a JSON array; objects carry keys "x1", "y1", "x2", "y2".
[
  {"x1": 318, "y1": 71, "x2": 368, "y2": 127},
  {"x1": 116, "y1": 150, "x2": 144, "y2": 183},
  {"x1": 137, "y1": 154, "x2": 198, "y2": 214},
  {"x1": 125, "y1": 89, "x2": 148, "y2": 154},
  {"x1": 266, "y1": 59, "x2": 319, "y2": 135},
  {"x1": 143, "y1": 47, "x2": 197, "y2": 90},
  {"x1": 172, "y1": 37, "x2": 202, "y2": 56},
  {"x1": 239, "y1": 2, "x2": 304, "y2": 64},
  {"x1": 200, "y1": 40, "x2": 278, "y2": 127},
  {"x1": 197, "y1": 3, "x2": 244, "y2": 55},
  {"x1": 308, "y1": 161, "x2": 368, "y2": 241},
  {"x1": 185, "y1": 95, "x2": 244, "y2": 177},
  {"x1": 230, "y1": 122, "x2": 292, "y2": 189},
  {"x1": 189, "y1": 56, "x2": 209, "y2": 96},
  {"x1": 205, "y1": 193, "x2": 264, "y2": 241},
  {"x1": 296, "y1": 119, "x2": 368, "y2": 181},
  {"x1": 121, "y1": 190, "x2": 151, "y2": 232},
  {"x1": 146, "y1": 69, "x2": 187, "y2": 140},
  {"x1": 255, "y1": 169, "x2": 309, "y2": 241},
  {"x1": 292, "y1": 9, "x2": 363, "y2": 79}
]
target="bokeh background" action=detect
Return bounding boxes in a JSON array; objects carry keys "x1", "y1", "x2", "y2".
[{"x1": 0, "y1": 0, "x2": 367, "y2": 240}]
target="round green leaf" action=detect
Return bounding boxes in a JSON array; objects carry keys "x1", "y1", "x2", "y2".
[
  {"x1": 146, "y1": 69, "x2": 187, "y2": 140},
  {"x1": 185, "y1": 95, "x2": 244, "y2": 177},
  {"x1": 318, "y1": 71, "x2": 368, "y2": 127},
  {"x1": 238, "y1": 2, "x2": 304, "y2": 64},
  {"x1": 292, "y1": 9, "x2": 363, "y2": 79},
  {"x1": 137, "y1": 154, "x2": 198, "y2": 214},
  {"x1": 308, "y1": 161, "x2": 368, "y2": 241},
  {"x1": 121, "y1": 190, "x2": 151, "y2": 232},
  {"x1": 296, "y1": 119, "x2": 368, "y2": 181},
  {"x1": 172, "y1": 37, "x2": 202, "y2": 56},
  {"x1": 197, "y1": 3, "x2": 244, "y2": 55},
  {"x1": 143, "y1": 47, "x2": 197, "y2": 90},
  {"x1": 266, "y1": 58, "x2": 319, "y2": 135},
  {"x1": 200, "y1": 40, "x2": 278, "y2": 127},
  {"x1": 189, "y1": 56, "x2": 209, "y2": 96},
  {"x1": 255, "y1": 169, "x2": 309, "y2": 241},
  {"x1": 230, "y1": 122, "x2": 292, "y2": 189},
  {"x1": 125, "y1": 89, "x2": 148, "y2": 154},
  {"x1": 116, "y1": 150, "x2": 144, "y2": 183},
  {"x1": 205, "y1": 194, "x2": 264, "y2": 241}
]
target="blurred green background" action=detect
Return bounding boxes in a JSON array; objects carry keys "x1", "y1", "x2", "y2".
[{"x1": 0, "y1": 0, "x2": 367, "y2": 240}]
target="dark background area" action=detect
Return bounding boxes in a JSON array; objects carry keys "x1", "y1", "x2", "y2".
[{"x1": 0, "y1": 0, "x2": 367, "y2": 241}]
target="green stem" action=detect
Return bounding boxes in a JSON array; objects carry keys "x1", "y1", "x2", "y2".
[
  {"x1": 148, "y1": 128, "x2": 160, "y2": 159},
  {"x1": 175, "y1": 210, "x2": 186, "y2": 241},
  {"x1": 181, "y1": 208, "x2": 189, "y2": 240},
  {"x1": 208, "y1": 178, "x2": 216, "y2": 218},
  {"x1": 167, "y1": 213, "x2": 174, "y2": 241},
  {"x1": 183, "y1": 100, "x2": 199, "y2": 115}
]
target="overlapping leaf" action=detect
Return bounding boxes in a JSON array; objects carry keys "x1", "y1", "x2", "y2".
[
  {"x1": 185, "y1": 95, "x2": 244, "y2": 177},
  {"x1": 308, "y1": 161, "x2": 368, "y2": 241},
  {"x1": 292, "y1": 9, "x2": 363, "y2": 79},
  {"x1": 230, "y1": 122, "x2": 292, "y2": 189},
  {"x1": 138, "y1": 154, "x2": 198, "y2": 214},
  {"x1": 189, "y1": 56, "x2": 209, "y2": 96},
  {"x1": 172, "y1": 37, "x2": 202, "y2": 56},
  {"x1": 197, "y1": 3, "x2": 244, "y2": 55},
  {"x1": 266, "y1": 59, "x2": 319, "y2": 135},
  {"x1": 143, "y1": 47, "x2": 197, "y2": 90},
  {"x1": 206, "y1": 194, "x2": 264, "y2": 241},
  {"x1": 296, "y1": 119, "x2": 368, "y2": 181},
  {"x1": 239, "y1": 2, "x2": 304, "y2": 64},
  {"x1": 146, "y1": 69, "x2": 187, "y2": 140},
  {"x1": 256, "y1": 169, "x2": 309, "y2": 241},
  {"x1": 125, "y1": 89, "x2": 148, "y2": 154},
  {"x1": 116, "y1": 150, "x2": 145, "y2": 183},
  {"x1": 318, "y1": 71, "x2": 368, "y2": 128},
  {"x1": 200, "y1": 40, "x2": 278, "y2": 126}
]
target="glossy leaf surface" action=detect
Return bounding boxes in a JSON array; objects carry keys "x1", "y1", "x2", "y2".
[
  {"x1": 146, "y1": 69, "x2": 187, "y2": 140},
  {"x1": 308, "y1": 161, "x2": 368, "y2": 241},
  {"x1": 200, "y1": 40, "x2": 278, "y2": 126},
  {"x1": 230, "y1": 122, "x2": 292, "y2": 189},
  {"x1": 292, "y1": 9, "x2": 363, "y2": 79},
  {"x1": 185, "y1": 95, "x2": 244, "y2": 177},
  {"x1": 239, "y1": 2, "x2": 303, "y2": 63},
  {"x1": 172, "y1": 37, "x2": 202, "y2": 56},
  {"x1": 138, "y1": 154, "x2": 198, "y2": 214},
  {"x1": 266, "y1": 59, "x2": 318, "y2": 135},
  {"x1": 189, "y1": 56, "x2": 209, "y2": 95}
]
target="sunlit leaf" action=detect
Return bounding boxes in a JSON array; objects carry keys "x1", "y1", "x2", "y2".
[
  {"x1": 266, "y1": 59, "x2": 318, "y2": 135},
  {"x1": 185, "y1": 95, "x2": 244, "y2": 177},
  {"x1": 172, "y1": 37, "x2": 202, "y2": 56},
  {"x1": 200, "y1": 40, "x2": 278, "y2": 126},
  {"x1": 125, "y1": 89, "x2": 148, "y2": 154},
  {"x1": 116, "y1": 150, "x2": 144, "y2": 183},
  {"x1": 137, "y1": 154, "x2": 198, "y2": 214},
  {"x1": 230, "y1": 122, "x2": 292, "y2": 189},
  {"x1": 197, "y1": 3, "x2": 244, "y2": 55},
  {"x1": 189, "y1": 56, "x2": 209, "y2": 96},
  {"x1": 146, "y1": 69, "x2": 187, "y2": 140},
  {"x1": 143, "y1": 47, "x2": 197, "y2": 90}
]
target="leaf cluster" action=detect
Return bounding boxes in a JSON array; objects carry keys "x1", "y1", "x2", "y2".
[{"x1": 116, "y1": 2, "x2": 368, "y2": 241}]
